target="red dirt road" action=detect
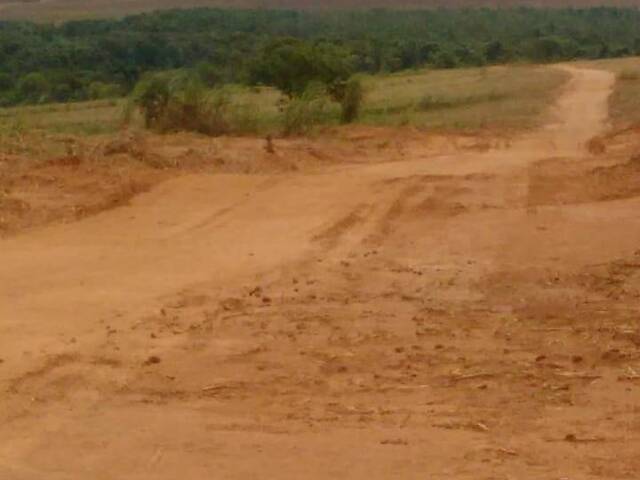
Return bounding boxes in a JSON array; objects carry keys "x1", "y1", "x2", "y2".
[{"x1": 2, "y1": 66, "x2": 640, "y2": 479}]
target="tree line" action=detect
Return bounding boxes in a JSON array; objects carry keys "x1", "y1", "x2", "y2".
[{"x1": 1, "y1": 7, "x2": 640, "y2": 106}]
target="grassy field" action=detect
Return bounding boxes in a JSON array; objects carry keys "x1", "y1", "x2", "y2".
[
  {"x1": 0, "y1": 99, "x2": 124, "y2": 137},
  {"x1": 0, "y1": 64, "x2": 570, "y2": 141},
  {"x1": 360, "y1": 65, "x2": 569, "y2": 131}
]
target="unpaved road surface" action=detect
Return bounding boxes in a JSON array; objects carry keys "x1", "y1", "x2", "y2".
[{"x1": 3, "y1": 66, "x2": 640, "y2": 479}]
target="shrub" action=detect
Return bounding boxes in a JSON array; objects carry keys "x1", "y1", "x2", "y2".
[
  {"x1": 88, "y1": 81, "x2": 123, "y2": 100},
  {"x1": 128, "y1": 72, "x2": 173, "y2": 128},
  {"x1": 128, "y1": 71, "x2": 232, "y2": 135},
  {"x1": 433, "y1": 51, "x2": 458, "y2": 69},
  {"x1": 484, "y1": 40, "x2": 509, "y2": 63},
  {"x1": 127, "y1": 71, "x2": 267, "y2": 136},
  {"x1": 282, "y1": 82, "x2": 331, "y2": 135},
  {"x1": 227, "y1": 103, "x2": 260, "y2": 134},
  {"x1": 17, "y1": 72, "x2": 50, "y2": 103},
  {"x1": 525, "y1": 36, "x2": 579, "y2": 62},
  {"x1": 0, "y1": 73, "x2": 12, "y2": 92},
  {"x1": 195, "y1": 62, "x2": 221, "y2": 87},
  {"x1": 338, "y1": 77, "x2": 364, "y2": 124}
]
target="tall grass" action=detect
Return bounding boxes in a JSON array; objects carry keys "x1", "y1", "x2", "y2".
[
  {"x1": 0, "y1": 64, "x2": 571, "y2": 139},
  {"x1": 127, "y1": 72, "x2": 228, "y2": 135},
  {"x1": 360, "y1": 65, "x2": 569, "y2": 131},
  {"x1": 417, "y1": 92, "x2": 507, "y2": 111},
  {"x1": 282, "y1": 83, "x2": 335, "y2": 135},
  {"x1": 338, "y1": 77, "x2": 365, "y2": 124}
]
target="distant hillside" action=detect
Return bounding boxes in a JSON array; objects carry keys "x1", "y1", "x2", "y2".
[{"x1": 1, "y1": 0, "x2": 640, "y2": 21}]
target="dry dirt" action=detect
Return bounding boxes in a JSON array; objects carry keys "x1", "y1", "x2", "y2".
[{"x1": 2, "y1": 66, "x2": 640, "y2": 479}]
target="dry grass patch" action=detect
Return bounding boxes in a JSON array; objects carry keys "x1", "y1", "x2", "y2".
[
  {"x1": 360, "y1": 65, "x2": 570, "y2": 132},
  {"x1": 0, "y1": 64, "x2": 569, "y2": 142},
  {"x1": 0, "y1": 100, "x2": 124, "y2": 137}
]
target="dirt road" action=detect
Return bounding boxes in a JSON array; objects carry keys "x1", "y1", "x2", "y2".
[{"x1": 2, "y1": 66, "x2": 640, "y2": 479}]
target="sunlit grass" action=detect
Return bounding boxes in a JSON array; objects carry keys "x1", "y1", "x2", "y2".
[
  {"x1": 0, "y1": 99, "x2": 124, "y2": 136},
  {"x1": 0, "y1": 64, "x2": 570, "y2": 139},
  {"x1": 360, "y1": 65, "x2": 569, "y2": 132}
]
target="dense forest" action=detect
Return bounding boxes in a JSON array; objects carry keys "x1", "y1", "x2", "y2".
[{"x1": 1, "y1": 7, "x2": 640, "y2": 106}]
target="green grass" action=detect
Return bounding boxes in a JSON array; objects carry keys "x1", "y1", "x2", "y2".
[
  {"x1": 360, "y1": 65, "x2": 569, "y2": 132},
  {"x1": 0, "y1": 64, "x2": 570, "y2": 139},
  {"x1": 0, "y1": 99, "x2": 124, "y2": 136}
]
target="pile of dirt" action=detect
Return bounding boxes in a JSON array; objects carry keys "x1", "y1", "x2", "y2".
[
  {"x1": 0, "y1": 155, "x2": 165, "y2": 236},
  {"x1": 528, "y1": 148, "x2": 640, "y2": 207}
]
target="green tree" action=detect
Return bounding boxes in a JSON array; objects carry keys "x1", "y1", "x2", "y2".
[
  {"x1": 250, "y1": 39, "x2": 353, "y2": 97},
  {"x1": 195, "y1": 62, "x2": 221, "y2": 87},
  {"x1": 17, "y1": 73, "x2": 50, "y2": 103},
  {"x1": 334, "y1": 76, "x2": 365, "y2": 124},
  {"x1": 0, "y1": 73, "x2": 12, "y2": 91},
  {"x1": 484, "y1": 40, "x2": 509, "y2": 63},
  {"x1": 129, "y1": 72, "x2": 172, "y2": 128},
  {"x1": 433, "y1": 50, "x2": 458, "y2": 69}
]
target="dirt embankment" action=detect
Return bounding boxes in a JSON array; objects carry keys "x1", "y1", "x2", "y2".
[{"x1": 0, "y1": 127, "x2": 497, "y2": 237}]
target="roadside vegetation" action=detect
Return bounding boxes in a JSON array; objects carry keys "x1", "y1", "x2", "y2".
[
  {"x1": 1, "y1": 7, "x2": 640, "y2": 109},
  {"x1": 0, "y1": 64, "x2": 569, "y2": 142},
  {"x1": 610, "y1": 67, "x2": 640, "y2": 128}
]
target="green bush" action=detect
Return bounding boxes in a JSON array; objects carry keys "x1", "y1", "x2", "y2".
[
  {"x1": 282, "y1": 83, "x2": 332, "y2": 135},
  {"x1": 17, "y1": 72, "x2": 50, "y2": 103},
  {"x1": 338, "y1": 77, "x2": 365, "y2": 124},
  {"x1": 525, "y1": 36, "x2": 579, "y2": 62},
  {"x1": 0, "y1": 74, "x2": 12, "y2": 92},
  {"x1": 433, "y1": 51, "x2": 459, "y2": 69},
  {"x1": 128, "y1": 71, "x2": 265, "y2": 136},
  {"x1": 88, "y1": 82, "x2": 123, "y2": 100},
  {"x1": 195, "y1": 62, "x2": 221, "y2": 87},
  {"x1": 128, "y1": 73, "x2": 172, "y2": 128},
  {"x1": 128, "y1": 71, "x2": 229, "y2": 135}
]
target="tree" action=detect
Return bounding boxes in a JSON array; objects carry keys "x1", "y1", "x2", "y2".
[
  {"x1": 484, "y1": 40, "x2": 508, "y2": 63},
  {"x1": 250, "y1": 38, "x2": 353, "y2": 97},
  {"x1": 0, "y1": 73, "x2": 12, "y2": 91},
  {"x1": 129, "y1": 72, "x2": 172, "y2": 128},
  {"x1": 334, "y1": 76, "x2": 364, "y2": 124},
  {"x1": 195, "y1": 62, "x2": 221, "y2": 87},
  {"x1": 128, "y1": 70, "x2": 231, "y2": 135},
  {"x1": 17, "y1": 73, "x2": 50, "y2": 103},
  {"x1": 433, "y1": 50, "x2": 458, "y2": 69}
]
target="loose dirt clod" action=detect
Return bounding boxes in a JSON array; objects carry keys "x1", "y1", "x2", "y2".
[
  {"x1": 380, "y1": 439, "x2": 409, "y2": 446},
  {"x1": 143, "y1": 356, "x2": 161, "y2": 366}
]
